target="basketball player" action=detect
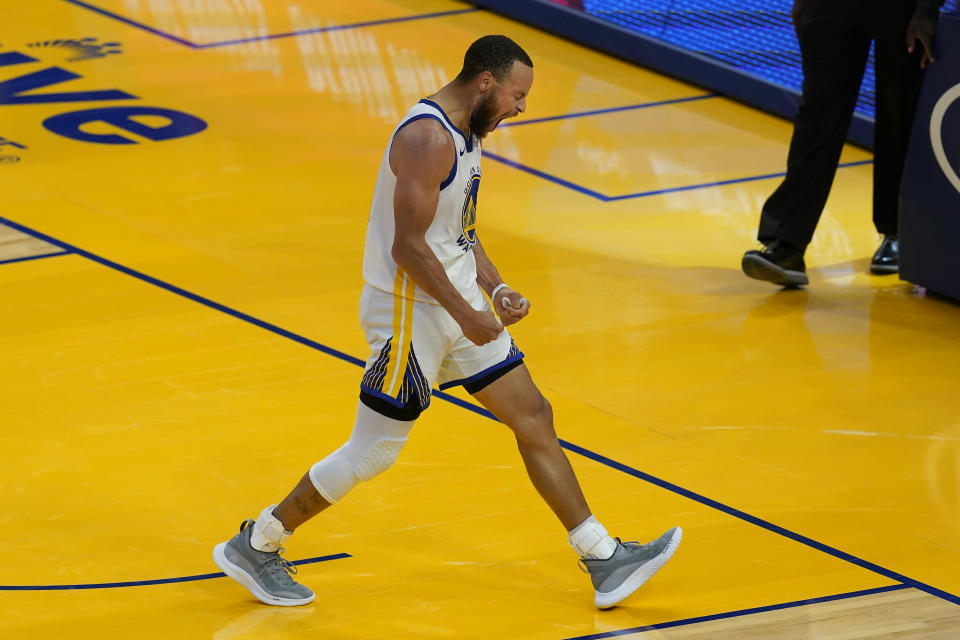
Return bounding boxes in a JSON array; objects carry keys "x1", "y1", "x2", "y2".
[{"x1": 213, "y1": 35, "x2": 681, "y2": 610}]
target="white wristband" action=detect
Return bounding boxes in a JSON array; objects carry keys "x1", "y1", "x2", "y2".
[{"x1": 491, "y1": 283, "x2": 510, "y2": 301}]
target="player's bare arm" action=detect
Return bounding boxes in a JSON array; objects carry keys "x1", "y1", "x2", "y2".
[
  {"x1": 474, "y1": 235, "x2": 530, "y2": 326},
  {"x1": 390, "y1": 119, "x2": 503, "y2": 345}
]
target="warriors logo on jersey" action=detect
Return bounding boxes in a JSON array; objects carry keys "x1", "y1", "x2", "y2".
[{"x1": 458, "y1": 173, "x2": 480, "y2": 251}]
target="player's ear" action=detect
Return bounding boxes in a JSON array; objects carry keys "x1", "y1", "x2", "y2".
[{"x1": 477, "y1": 70, "x2": 495, "y2": 92}]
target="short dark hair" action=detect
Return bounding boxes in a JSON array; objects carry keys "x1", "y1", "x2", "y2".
[{"x1": 455, "y1": 35, "x2": 533, "y2": 83}]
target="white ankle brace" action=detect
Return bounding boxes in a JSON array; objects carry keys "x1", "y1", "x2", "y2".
[
  {"x1": 568, "y1": 514, "x2": 617, "y2": 560},
  {"x1": 250, "y1": 505, "x2": 292, "y2": 552}
]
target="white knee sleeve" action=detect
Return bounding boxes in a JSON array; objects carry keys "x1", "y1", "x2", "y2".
[{"x1": 309, "y1": 402, "x2": 414, "y2": 503}]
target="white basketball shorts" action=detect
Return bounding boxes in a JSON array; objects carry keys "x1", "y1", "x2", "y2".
[{"x1": 358, "y1": 276, "x2": 523, "y2": 413}]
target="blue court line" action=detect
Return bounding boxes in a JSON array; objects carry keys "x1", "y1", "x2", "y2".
[
  {"x1": 604, "y1": 159, "x2": 876, "y2": 201},
  {"x1": 484, "y1": 152, "x2": 875, "y2": 202},
  {"x1": 0, "y1": 553, "x2": 351, "y2": 591},
  {"x1": 561, "y1": 440, "x2": 960, "y2": 606},
  {"x1": 1, "y1": 215, "x2": 957, "y2": 608},
  {"x1": 502, "y1": 93, "x2": 718, "y2": 128},
  {"x1": 561, "y1": 583, "x2": 911, "y2": 640},
  {"x1": 0, "y1": 217, "x2": 365, "y2": 368},
  {"x1": 483, "y1": 151, "x2": 610, "y2": 200},
  {"x1": 0, "y1": 250, "x2": 71, "y2": 266},
  {"x1": 196, "y1": 9, "x2": 480, "y2": 49},
  {"x1": 61, "y1": 0, "x2": 198, "y2": 48},
  {"x1": 433, "y1": 388, "x2": 497, "y2": 420},
  {"x1": 61, "y1": 0, "x2": 477, "y2": 49}
]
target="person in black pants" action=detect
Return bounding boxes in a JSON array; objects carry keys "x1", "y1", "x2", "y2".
[{"x1": 742, "y1": 0, "x2": 943, "y2": 287}]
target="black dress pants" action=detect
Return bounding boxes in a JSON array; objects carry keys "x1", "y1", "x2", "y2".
[{"x1": 758, "y1": 0, "x2": 926, "y2": 251}]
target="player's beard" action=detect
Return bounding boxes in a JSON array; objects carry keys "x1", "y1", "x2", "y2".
[{"x1": 469, "y1": 90, "x2": 500, "y2": 140}]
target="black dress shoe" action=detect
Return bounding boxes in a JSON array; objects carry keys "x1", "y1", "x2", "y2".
[
  {"x1": 870, "y1": 235, "x2": 899, "y2": 274},
  {"x1": 741, "y1": 241, "x2": 808, "y2": 287}
]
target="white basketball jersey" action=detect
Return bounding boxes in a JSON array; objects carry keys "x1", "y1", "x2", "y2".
[{"x1": 362, "y1": 99, "x2": 483, "y2": 306}]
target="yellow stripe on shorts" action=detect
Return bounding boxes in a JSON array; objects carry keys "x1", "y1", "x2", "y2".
[{"x1": 384, "y1": 269, "x2": 415, "y2": 397}]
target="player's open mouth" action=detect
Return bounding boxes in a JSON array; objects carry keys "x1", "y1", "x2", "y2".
[{"x1": 493, "y1": 113, "x2": 517, "y2": 130}]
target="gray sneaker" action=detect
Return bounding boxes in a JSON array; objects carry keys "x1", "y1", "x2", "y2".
[
  {"x1": 580, "y1": 527, "x2": 682, "y2": 609},
  {"x1": 213, "y1": 519, "x2": 315, "y2": 606}
]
